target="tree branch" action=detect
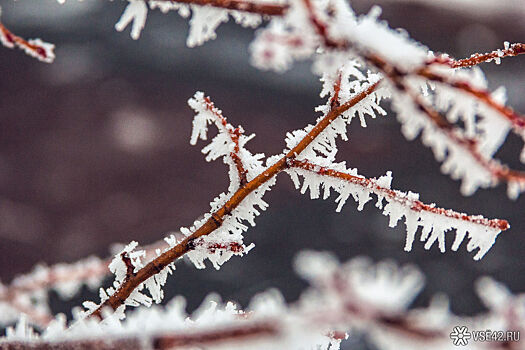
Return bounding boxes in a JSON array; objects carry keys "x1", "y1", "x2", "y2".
[
  {"x1": 357, "y1": 53, "x2": 525, "y2": 191},
  {"x1": 297, "y1": 0, "x2": 525, "y2": 134},
  {"x1": 0, "y1": 238, "x2": 244, "y2": 327},
  {"x1": 89, "y1": 80, "x2": 381, "y2": 319},
  {"x1": 1, "y1": 322, "x2": 279, "y2": 350},
  {"x1": 416, "y1": 67, "x2": 525, "y2": 131},
  {"x1": 429, "y1": 42, "x2": 525, "y2": 68},
  {"x1": 0, "y1": 21, "x2": 54, "y2": 63},
  {"x1": 290, "y1": 159, "x2": 509, "y2": 230},
  {"x1": 201, "y1": 96, "x2": 249, "y2": 187},
  {"x1": 150, "y1": 0, "x2": 287, "y2": 16}
]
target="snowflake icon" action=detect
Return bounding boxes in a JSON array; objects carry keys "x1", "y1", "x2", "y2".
[{"x1": 450, "y1": 326, "x2": 472, "y2": 346}]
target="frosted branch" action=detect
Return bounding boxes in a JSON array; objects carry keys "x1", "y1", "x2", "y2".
[
  {"x1": 85, "y1": 79, "x2": 382, "y2": 319},
  {"x1": 0, "y1": 10, "x2": 54, "y2": 63},
  {"x1": 4, "y1": 254, "x2": 522, "y2": 349},
  {"x1": 151, "y1": 0, "x2": 287, "y2": 16},
  {"x1": 428, "y1": 42, "x2": 525, "y2": 68},
  {"x1": 288, "y1": 159, "x2": 507, "y2": 259}
]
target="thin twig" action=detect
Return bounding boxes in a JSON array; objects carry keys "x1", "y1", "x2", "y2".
[
  {"x1": 151, "y1": 0, "x2": 287, "y2": 16},
  {"x1": 0, "y1": 21, "x2": 53, "y2": 62},
  {"x1": 290, "y1": 159, "x2": 509, "y2": 230},
  {"x1": 301, "y1": 0, "x2": 348, "y2": 49},
  {"x1": 0, "y1": 238, "x2": 244, "y2": 328},
  {"x1": 202, "y1": 96, "x2": 249, "y2": 187},
  {"x1": 428, "y1": 43, "x2": 525, "y2": 68},
  {"x1": 416, "y1": 67, "x2": 525, "y2": 130}
]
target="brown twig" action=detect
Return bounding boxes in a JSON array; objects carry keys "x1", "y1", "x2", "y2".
[
  {"x1": 0, "y1": 21, "x2": 53, "y2": 63},
  {"x1": 151, "y1": 0, "x2": 288, "y2": 16},
  {"x1": 297, "y1": 0, "x2": 525, "y2": 135},
  {"x1": 428, "y1": 43, "x2": 525, "y2": 69},
  {"x1": 120, "y1": 253, "x2": 136, "y2": 282},
  {"x1": 89, "y1": 80, "x2": 381, "y2": 319},
  {"x1": 416, "y1": 67, "x2": 525, "y2": 130},
  {"x1": 202, "y1": 96, "x2": 249, "y2": 187},
  {"x1": 290, "y1": 159, "x2": 509, "y2": 230}
]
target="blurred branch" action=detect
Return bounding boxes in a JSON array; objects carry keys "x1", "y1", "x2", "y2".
[{"x1": 151, "y1": 0, "x2": 287, "y2": 15}]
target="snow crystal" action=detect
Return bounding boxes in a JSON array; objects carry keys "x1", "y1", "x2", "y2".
[
  {"x1": 475, "y1": 277, "x2": 512, "y2": 312},
  {"x1": 115, "y1": 0, "x2": 148, "y2": 40},
  {"x1": 5, "y1": 315, "x2": 37, "y2": 341},
  {"x1": 186, "y1": 5, "x2": 229, "y2": 47},
  {"x1": 149, "y1": 0, "x2": 190, "y2": 17},
  {"x1": 230, "y1": 10, "x2": 262, "y2": 28}
]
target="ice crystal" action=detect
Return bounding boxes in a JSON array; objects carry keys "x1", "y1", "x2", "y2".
[{"x1": 115, "y1": 0, "x2": 148, "y2": 40}]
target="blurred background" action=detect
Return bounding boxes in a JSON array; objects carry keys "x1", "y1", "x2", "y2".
[{"x1": 0, "y1": 0, "x2": 524, "y2": 347}]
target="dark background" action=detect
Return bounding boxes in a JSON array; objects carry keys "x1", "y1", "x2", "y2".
[{"x1": 0, "y1": 0, "x2": 524, "y2": 347}]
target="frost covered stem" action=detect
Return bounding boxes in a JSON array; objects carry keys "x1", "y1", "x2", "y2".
[
  {"x1": 439, "y1": 43, "x2": 525, "y2": 68},
  {"x1": 202, "y1": 96, "x2": 249, "y2": 186},
  {"x1": 368, "y1": 55, "x2": 525, "y2": 185},
  {"x1": 290, "y1": 159, "x2": 509, "y2": 230},
  {"x1": 90, "y1": 81, "x2": 380, "y2": 319},
  {"x1": 416, "y1": 67, "x2": 525, "y2": 130},
  {"x1": 298, "y1": 1, "x2": 524, "y2": 133},
  {"x1": 151, "y1": 0, "x2": 287, "y2": 16},
  {"x1": 0, "y1": 21, "x2": 54, "y2": 63},
  {"x1": 1, "y1": 322, "x2": 278, "y2": 349},
  {"x1": 301, "y1": 0, "x2": 348, "y2": 49}
]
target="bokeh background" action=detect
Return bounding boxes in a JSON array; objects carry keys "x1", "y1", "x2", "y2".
[{"x1": 0, "y1": 0, "x2": 524, "y2": 347}]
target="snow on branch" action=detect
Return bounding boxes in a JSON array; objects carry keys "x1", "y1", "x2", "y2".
[
  {"x1": 0, "y1": 256, "x2": 106, "y2": 328},
  {"x1": 3, "y1": 253, "x2": 523, "y2": 349},
  {"x1": 416, "y1": 66, "x2": 525, "y2": 164},
  {"x1": 288, "y1": 159, "x2": 507, "y2": 259},
  {"x1": 79, "y1": 68, "x2": 512, "y2": 321},
  {"x1": 0, "y1": 7, "x2": 54, "y2": 63},
  {"x1": 252, "y1": 0, "x2": 525, "y2": 197},
  {"x1": 382, "y1": 69, "x2": 525, "y2": 198},
  {"x1": 81, "y1": 78, "x2": 387, "y2": 319},
  {"x1": 115, "y1": 0, "x2": 287, "y2": 46},
  {"x1": 0, "y1": 236, "x2": 245, "y2": 328},
  {"x1": 428, "y1": 42, "x2": 525, "y2": 68},
  {"x1": 0, "y1": 239, "x2": 172, "y2": 328},
  {"x1": 189, "y1": 92, "x2": 256, "y2": 187}
]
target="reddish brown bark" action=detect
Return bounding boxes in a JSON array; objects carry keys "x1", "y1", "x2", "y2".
[
  {"x1": 151, "y1": 0, "x2": 287, "y2": 16},
  {"x1": 428, "y1": 43, "x2": 525, "y2": 69}
]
